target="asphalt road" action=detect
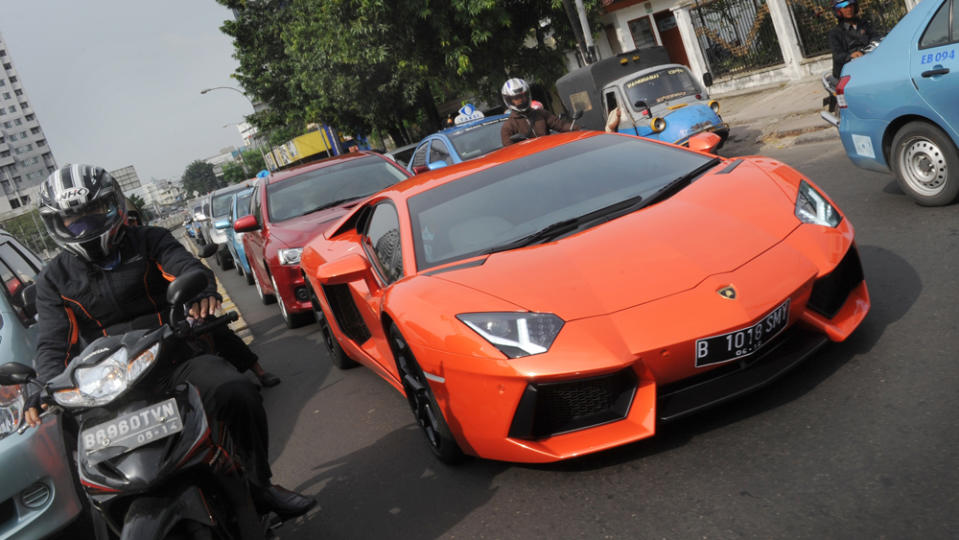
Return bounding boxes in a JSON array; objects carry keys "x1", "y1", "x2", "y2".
[{"x1": 207, "y1": 139, "x2": 959, "y2": 540}]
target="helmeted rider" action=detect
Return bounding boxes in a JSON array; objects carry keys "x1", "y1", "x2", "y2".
[
  {"x1": 500, "y1": 77, "x2": 574, "y2": 146},
  {"x1": 828, "y1": 0, "x2": 879, "y2": 79},
  {"x1": 26, "y1": 164, "x2": 313, "y2": 520}
]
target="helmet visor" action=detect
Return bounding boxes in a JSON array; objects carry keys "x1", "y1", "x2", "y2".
[
  {"x1": 834, "y1": 0, "x2": 853, "y2": 7},
  {"x1": 49, "y1": 197, "x2": 121, "y2": 241}
]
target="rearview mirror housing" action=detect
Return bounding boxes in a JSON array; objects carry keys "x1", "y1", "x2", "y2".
[
  {"x1": 233, "y1": 214, "x2": 260, "y2": 233},
  {"x1": 214, "y1": 219, "x2": 231, "y2": 230},
  {"x1": 0, "y1": 362, "x2": 37, "y2": 385}
]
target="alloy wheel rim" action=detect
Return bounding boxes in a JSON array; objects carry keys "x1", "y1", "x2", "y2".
[
  {"x1": 393, "y1": 332, "x2": 442, "y2": 449},
  {"x1": 901, "y1": 137, "x2": 947, "y2": 196},
  {"x1": 271, "y1": 275, "x2": 288, "y2": 321}
]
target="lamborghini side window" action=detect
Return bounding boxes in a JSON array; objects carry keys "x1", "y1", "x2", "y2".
[{"x1": 363, "y1": 202, "x2": 403, "y2": 284}]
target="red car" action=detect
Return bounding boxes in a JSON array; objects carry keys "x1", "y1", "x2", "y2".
[{"x1": 235, "y1": 152, "x2": 411, "y2": 327}]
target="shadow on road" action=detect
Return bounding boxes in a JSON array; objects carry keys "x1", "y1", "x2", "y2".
[{"x1": 717, "y1": 126, "x2": 765, "y2": 157}]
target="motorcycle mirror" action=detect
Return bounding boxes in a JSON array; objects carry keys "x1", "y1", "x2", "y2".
[
  {"x1": 13, "y1": 282, "x2": 38, "y2": 324},
  {"x1": 197, "y1": 243, "x2": 218, "y2": 258},
  {"x1": 166, "y1": 269, "x2": 209, "y2": 306},
  {"x1": 634, "y1": 100, "x2": 652, "y2": 118},
  {"x1": 0, "y1": 362, "x2": 37, "y2": 385},
  {"x1": 571, "y1": 110, "x2": 584, "y2": 120},
  {"x1": 702, "y1": 72, "x2": 714, "y2": 87}
]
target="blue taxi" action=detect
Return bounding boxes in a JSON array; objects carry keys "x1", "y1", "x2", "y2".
[
  {"x1": 834, "y1": 0, "x2": 958, "y2": 206},
  {"x1": 406, "y1": 107, "x2": 510, "y2": 174}
]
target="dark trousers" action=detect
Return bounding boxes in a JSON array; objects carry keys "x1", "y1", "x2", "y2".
[
  {"x1": 211, "y1": 325, "x2": 259, "y2": 373},
  {"x1": 168, "y1": 354, "x2": 272, "y2": 486}
]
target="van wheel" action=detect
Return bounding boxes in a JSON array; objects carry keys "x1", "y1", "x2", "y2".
[{"x1": 891, "y1": 121, "x2": 959, "y2": 206}]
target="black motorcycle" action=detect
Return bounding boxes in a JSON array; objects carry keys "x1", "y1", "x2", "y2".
[{"x1": 1, "y1": 270, "x2": 268, "y2": 539}]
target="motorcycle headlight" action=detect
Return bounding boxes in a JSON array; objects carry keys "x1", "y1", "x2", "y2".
[
  {"x1": 54, "y1": 344, "x2": 159, "y2": 408},
  {"x1": 278, "y1": 248, "x2": 303, "y2": 265},
  {"x1": 795, "y1": 180, "x2": 842, "y2": 227},
  {"x1": 0, "y1": 384, "x2": 26, "y2": 440},
  {"x1": 457, "y1": 312, "x2": 564, "y2": 359}
]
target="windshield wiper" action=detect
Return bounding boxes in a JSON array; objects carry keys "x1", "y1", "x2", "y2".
[
  {"x1": 640, "y1": 157, "x2": 722, "y2": 209},
  {"x1": 484, "y1": 194, "x2": 646, "y2": 254}
]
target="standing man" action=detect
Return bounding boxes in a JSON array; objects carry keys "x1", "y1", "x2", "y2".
[{"x1": 500, "y1": 78, "x2": 575, "y2": 145}]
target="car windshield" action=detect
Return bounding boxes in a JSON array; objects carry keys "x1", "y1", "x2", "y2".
[
  {"x1": 267, "y1": 156, "x2": 408, "y2": 222},
  {"x1": 625, "y1": 67, "x2": 699, "y2": 108},
  {"x1": 212, "y1": 186, "x2": 247, "y2": 217},
  {"x1": 408, "y1": 134, "x2": 717, "y2": 269},
  {"x1": 448, "y1": 119, "x2": 507, "y2": 160}
]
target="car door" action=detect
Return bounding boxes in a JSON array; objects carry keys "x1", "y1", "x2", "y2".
[
  {"x1": 912, "y1": 0, "x2": 959, "y2": 135},
  {"x1": 428, "y1": 139, "x2": 454, "y2": 166},
  {"x1": 245, "y1": 181, "x2": 269, "y2": 280},
  {"x1": 350, "y1": 201, "x2": 405, "y2": 379},
  {"x1": 0, "y1": 237, "x2": 43, "y2": 347}
]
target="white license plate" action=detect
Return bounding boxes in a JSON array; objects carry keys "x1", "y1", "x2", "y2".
[
  {"x1": 81, "y1": 398, "x2": 183, "y2": 462},
  {"x1": 695, "y1": 299, "x2": 790, "y2": 367}
]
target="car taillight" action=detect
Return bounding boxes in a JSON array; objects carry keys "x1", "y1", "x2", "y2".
[{"x1": 835, "y1": 75, "x2": 851, "y2": 108}]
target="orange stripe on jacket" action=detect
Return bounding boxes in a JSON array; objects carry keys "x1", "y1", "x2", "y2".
[
  {"x1": 63, "y1": 306, "x2": 78, "y2": 367},
  {"x1": 60, "y1": 295, "x2": 108, "y2": 337},
  {"x1": 156, "y1": 262, "x2": 176, "y2": 282},
  {"x1": 144, "y1": 266, "x2": 163, "y2": 325}
]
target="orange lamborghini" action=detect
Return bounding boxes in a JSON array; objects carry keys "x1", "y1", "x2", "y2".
[{"x1": 301, "y1": 132, "x2": 870, "y2": 464}]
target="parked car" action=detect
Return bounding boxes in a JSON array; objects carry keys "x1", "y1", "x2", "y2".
[
  {"x1": 215, "y1": 187, "x2": 256, "y2": 285},
  {"x1": 0, "y1": 229, "x2": 85, "y2": 538},
  {"x1": 199, "y1": 182, "x2": 255, "y2": 269},
  {"x1": 235, "y1": 152, "x2": 411, "y2": 328},
  {"x1": 406, "y1": 112, "x2": 510, "y2": 174},
  {"x1": 301, "y1": 131, "x2": 870, "y2": 464},
  {"x1": 830, "y1": 0, "x2": 958, "y2": 206},
  {"x1": 191, "y1": 200, "x2": 211, "y2": 246},
  {"x1": 556, "y1": 46, "x2": 727, "y2": 146}
]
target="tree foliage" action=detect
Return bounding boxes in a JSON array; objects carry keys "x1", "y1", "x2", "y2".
[
  {"x1": 221, "y1": 162, "x2": 247, "y2": 184},
  {"x1": 216, "y1": 0, "x2": 601, "y2": 145},
  {"x1": 181, "y1": 160, "x2": 220, "y2": 197}
]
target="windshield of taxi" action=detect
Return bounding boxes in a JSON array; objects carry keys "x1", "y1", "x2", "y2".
[
  {"x1": 625, "y1": 67, "x2": 699, "y2": 108},
  {"x1": 408, "y1": 134, "x2": 717, "y2": 270},
  {"x1": 267, "y1": 156, "x2": 408, "y2": 222},
  {"x1": 448, "y1": 119, "x2": 507, "y2": 160}
]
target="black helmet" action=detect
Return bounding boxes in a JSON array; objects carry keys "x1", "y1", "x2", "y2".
[
  {"x1": 501, "y1": 78, "x2": 531, "y2": 113},
  {"x1": 39, "y1": 164, "x2": 127, "y2": 262}
]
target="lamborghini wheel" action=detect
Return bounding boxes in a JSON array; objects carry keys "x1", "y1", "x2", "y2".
[{"x1": 388, "y1": 323, "x2": 464, "y2": 464}]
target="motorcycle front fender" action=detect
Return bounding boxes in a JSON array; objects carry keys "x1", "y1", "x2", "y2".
[{"x1": 119, "y1": 485, "x2": 214, "y2": 540}]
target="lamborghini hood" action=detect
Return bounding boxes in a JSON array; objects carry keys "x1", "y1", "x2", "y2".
[{"x1": 432, "y1": 162, "x2": 801, "y2": 320}]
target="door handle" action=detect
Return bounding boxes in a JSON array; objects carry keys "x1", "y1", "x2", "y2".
[{"x1": 921, "y1": 68, "x2": 950, "y2": 77}]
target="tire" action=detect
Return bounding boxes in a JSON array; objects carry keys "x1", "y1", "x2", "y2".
[
  {"x1": 317, "y1": 309, "x2": 357, "y2": 369},
  {"x1": 271, "y1": 273, "x2": 313, "y2": 328},
  {"x1": 220, "y1": 248, "x2": 234, "y2": 271},
  {"x1": 234, "y1": 255, "x2": 244, "y2": 276},
  {"x1": 214, "y1": 249, "x2": 225, "y2": 269},
  {"x1": 244, "y1": 263, "x2": 255, "y2": 286},
  {"x1": 891, "y1": 121, "x2": 959, "y2": 206},
  {"x1": 251, "y1": 262, "x2": 276, "y2": 305},
  {"x1": 388, "y1": 323, "x2": 465, "y2": 464}
]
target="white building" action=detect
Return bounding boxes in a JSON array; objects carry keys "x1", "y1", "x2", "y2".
[{"x1": 110, "y1": 165, "x2": 142, "y2": 195}]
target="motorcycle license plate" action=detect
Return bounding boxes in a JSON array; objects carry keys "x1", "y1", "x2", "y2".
[
  {"x1": 81, "y1": 398, "x2": 183, "y2": 462},
  {"x1": 695, "y1": 299, "x2": 790, "y2": 367}
]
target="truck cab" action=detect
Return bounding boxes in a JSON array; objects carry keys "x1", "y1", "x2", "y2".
[{"x1": 557, "y1": 47, "x2": 727, "y2": 147}]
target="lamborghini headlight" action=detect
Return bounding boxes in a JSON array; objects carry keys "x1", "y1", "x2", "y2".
[
  {"x1": 0, "y1": 384, "x2": 25, "y2": 439},
  {"x1": 457, "y1": 312, "x2": 564, "y2": 359},
  {"x1": 54, "y1": 344, "x2": 159, "y2": 408},
  {"x1": 278, "y1": 248, "x2": 303, "y2": 265},
  {"x1": 795, "y1": 180, "x2": 841, "y2": 227}
]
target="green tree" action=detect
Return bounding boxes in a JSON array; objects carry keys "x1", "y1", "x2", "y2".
[
  {"x1": 128, "y1": 194, "x2": 147, "y2": 212},
  {"x1": 181, "y1": 160, "x2": 220, "y2": 197},
  {"x1": 221, "y1": 161, "x2": 247, "y2": 184},
  {"x1": 240, "y1": 149, "x2": 266, "y2": 175}
]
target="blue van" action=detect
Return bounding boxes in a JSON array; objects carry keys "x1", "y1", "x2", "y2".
[{"x1": 832, "y1": 0, "x2": 958, "y2": 206}]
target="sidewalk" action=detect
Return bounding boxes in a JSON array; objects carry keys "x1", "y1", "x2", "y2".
[{"x1": 711, "y1": 75, "x2": 837, "y2": 154}]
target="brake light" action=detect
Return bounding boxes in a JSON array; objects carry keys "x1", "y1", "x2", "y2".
[{"x1": 835, "y1": 75, "x2": 851, "y2": 108}]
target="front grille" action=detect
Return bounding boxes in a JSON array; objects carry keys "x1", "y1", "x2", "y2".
[
  {"x1": 509, "y1": 368, "x2": 638, "y2": 440},
  {"x1": 322, "y1": 284, "x2": 371, "y2": 344},
  {"x1": 808, "y1": 245, "x2": 864, "y2": 319}
]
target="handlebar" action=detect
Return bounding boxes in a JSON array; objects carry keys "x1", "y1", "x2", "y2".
[
  {"x1": 177, "y1": 311, "x2": 239, "y2": 339},
  {"x1": 18, "y1": 404, "x2": 62, "y2": 435}
]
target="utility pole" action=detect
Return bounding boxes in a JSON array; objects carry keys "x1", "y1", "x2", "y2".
[{"x1": 574, "y1": 0, "x2": 598, "y2": 64}]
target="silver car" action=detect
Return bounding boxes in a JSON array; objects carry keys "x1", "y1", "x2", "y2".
[{"x1": 0, "y1": 229, "x2": 84, "y2": 538}]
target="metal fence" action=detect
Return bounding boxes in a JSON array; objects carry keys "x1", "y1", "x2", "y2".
[
  {"x1": 690, "y1": 0, "x2": 785, "y2": 78},
  {"x1": 788, "y1": 0, "x2": 909, "y2": 58}
]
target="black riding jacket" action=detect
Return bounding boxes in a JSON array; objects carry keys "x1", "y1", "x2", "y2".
[
  {"x1": 829, "y1": 17, "x2": 880, "y2": 78},
  {"x1": 34, "y1": 226, "x2": 219, "y2": 384}
]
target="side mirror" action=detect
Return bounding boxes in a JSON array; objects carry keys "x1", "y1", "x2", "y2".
[
  {"x1": 411, "y1": 165, "x2": 430, "y2": 175},
  {"x1": 165, "y1": 269, "x2": 209, "y2": 305},
  {"x1": 427, "y1": 161, "x2": 448, "y2": 171},
  {"x1": 687, "y1": 132, "x2": 722, "y2": 154},
  {"x1": 316, "y1": 253, "x2": 379, "y2": 293},
  {"x1": 634, "y1": 100, "x2": 652, "y2": 118},
  {"x1": 233, "y1": 214, "x2": 260, "y2": 233},
  {"x1": 702, "y1": 72, "x2": 714, "y2": 87},
  {"x1": 12, "y1": 282, "x2": 38, "y2": 324},
  {"x1": 214, "y1": 219, "x2": 232, "y2": 230},
  {"x1": 197, "y1": 243, "x2": 218, "y2": 258},
  {"x1": 0, "y1": 362, "x2": 37, "y2": 385}
]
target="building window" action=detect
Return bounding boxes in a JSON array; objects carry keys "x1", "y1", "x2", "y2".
[
  {"x1": 2, "y1": 121, "x2": 9, "y2": 128},
  {"x1": 628, "y1": 16, "x2": 658, "y2": 49},
  {"x1": 2, "y1": 63, "x2": 10, "y2": 70},
  {"x1": 8, "y1": 133, "x2": 15, "y2": 141},
  {"x1": 0, "y1": 50, "x2": 5, "y2": 57},
  {"x1": 14, "y1": 118, "x2": 21, "y2": 125},
  {"x1": 13, "y1": 176, "x2": 21, "y2": 184},
  {"x1": 13, "y1": 89, "x2": 21, "y2": 96},
  {"x1": 9, "y1": 198, "x2": 20, "y2": 209},
  {"x1": 1, "y1": 92, "x2": 8, "y2": 100},
  {"x1": 24, "y1": 114, "x2": 33, "y2": 121},
  {"x1": 1, "y1": 180, "x2": 9, "y2": 194},
  {"x1": 0, "y1": 80, "x2": 5, "y2": 86},
  {"x1": 8, "y1": 76, "x2": 16, "y2": 83},
  {"x1": 7, "y1": 106, "x2": 14, "y2": 113},
  {"x1": 30, "y1": 127, "x2": 39, "y2": 134},
  {"x1": 37, "y1": 139, "x2": 46, "y2": 147},
  {"x1": 19, "y1": 102, "x2": 27, "y2": 110}
]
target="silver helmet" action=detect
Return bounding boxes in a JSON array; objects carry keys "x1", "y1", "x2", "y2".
[
  {"x1": 501, "y1": 78, "x2": 531, "y2": 113},
  {"x1": 38, "y1": 164, "x2": 127, "y2": 262}
]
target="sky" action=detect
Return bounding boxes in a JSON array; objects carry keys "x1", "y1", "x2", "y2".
[{"x1": 1, "y1": 0, "x2": 249, "y2": 184}]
